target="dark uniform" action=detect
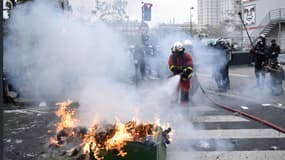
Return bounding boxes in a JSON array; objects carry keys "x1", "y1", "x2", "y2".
[
  {"x1": 265, "y1": 62, "x2": 284, "y2": 96},
  {"x1": 131, "y1": 34, "x2": 155, "y2": 81},
  {"x1": 131, "y1": 45, "x2": 146, "y2": 80},
  {"x1": 268, "y1": 39, "x2": 280, "y2": 65},
  {"x1": 213, "y1": 39, "x2": 231, "y2": 91},
  {"x1": 251, "y1": 37, "x2": 268, "y2": 88},
  {"x1": 266, "y1": 39, "x2": 282, "y2": 95}
]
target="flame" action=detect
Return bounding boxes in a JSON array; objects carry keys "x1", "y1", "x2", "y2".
[
  {"x1": 50, "y1": 100, "x2": 172, "y2": 159},
  {"x1": 55, "y1": 100, "x2": 78, "y2": 132},
  {"x1": 105, "y1": 119, "x2": 132, "y2": 156}
]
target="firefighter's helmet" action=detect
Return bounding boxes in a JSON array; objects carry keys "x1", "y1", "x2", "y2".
[{"x1": 171, "y1": 41, "x2": 184, "y2": 53}]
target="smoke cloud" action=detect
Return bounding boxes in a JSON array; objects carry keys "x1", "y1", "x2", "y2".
[{"x1": 4, "y1": 1, "x2": 236, "y2": 157}]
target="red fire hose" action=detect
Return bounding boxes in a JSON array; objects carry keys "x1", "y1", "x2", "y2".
[{"x1": 198, "y1": 81, "x2": 285, "y2": 134}]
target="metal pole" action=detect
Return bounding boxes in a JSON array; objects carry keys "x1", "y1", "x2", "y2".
[
  {"x1": 190, "y1": 14, "x2": 192, "y2": 33},
  {"x1": 238, "y1": 12, "x2": 254, "y2": 48},
  {"x1": 190, "y1": 8, "x2": 191, "y2": 33},
  {"x1": 278, "y1": 22, "x2": 281, "y2": 45},
  {"x1": 141, "y1": 2, "x2": 144, "y2": 23},
  {"x1": 190, "y1": 7, "x2": 194, "y2": 34}
]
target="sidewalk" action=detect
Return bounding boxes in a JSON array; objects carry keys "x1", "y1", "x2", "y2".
[{"x1": 198, "y1": 65, "x2": 285, "y2": 107}]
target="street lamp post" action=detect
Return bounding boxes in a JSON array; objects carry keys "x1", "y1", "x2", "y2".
[
  {"x1": 190, "y1": 6, "x2": 194, "y2": 34},
  {"x1": 141, "y1": 1, "x2": 144, "y2": 23}
]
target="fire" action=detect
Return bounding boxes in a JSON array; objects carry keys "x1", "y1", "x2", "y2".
[
  {"x1": 105, "y1": 119, "x2": 132, "y2": 153},
  {"x1": 55, "y1": 100, "x2": 78, "y2": 132},
  {"x1": 50, "y1": 100, "x2": 172, "y2": 159}
]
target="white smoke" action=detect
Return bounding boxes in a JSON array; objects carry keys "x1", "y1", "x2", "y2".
[
  {"x1": 4, "y1": 1, "x2": 235, "y2": 158},
  {"x1": 4, "y1": 1, "x2": 133, "y2": 118}
]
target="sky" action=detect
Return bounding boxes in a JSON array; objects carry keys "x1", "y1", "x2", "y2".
[
  {"x1": 126, "y1": 0, "x2": 198, "y2": 24},
  {"x1": 3, "y1": 0, "x2": 198, "y2": 24}
]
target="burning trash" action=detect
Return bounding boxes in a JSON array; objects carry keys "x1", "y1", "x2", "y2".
[{"x1": 49, "y1": 100, "x2": 172, "y2": 160}]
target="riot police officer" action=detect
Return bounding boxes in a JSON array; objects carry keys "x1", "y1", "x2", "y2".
[
  {"x1": 268, "y1": 39, "x2": 280, "y2": 65},
  {"x1": 213, "y1": 39, "x2": 231, "y2": 92},
  {"x1": 250, "y1": 36, "x2": 268, "y2": 88}
]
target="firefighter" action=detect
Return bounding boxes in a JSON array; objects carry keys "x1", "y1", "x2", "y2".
[
  {"x1": 168, "y1": 41, "x2": 194, "y2": 103},
  {"x1": 250, "y1": 35, "x2": 268, "y2": 88},
  {"x1": 213, "y1": 39, "x2": 231, "y2": 92}
]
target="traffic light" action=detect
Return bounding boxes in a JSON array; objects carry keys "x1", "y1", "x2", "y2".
[{"x1": 143, "y1": 3, "x2": 152, "y2": 21}]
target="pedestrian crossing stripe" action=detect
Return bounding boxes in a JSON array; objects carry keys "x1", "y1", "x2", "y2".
[
  {"x1": 175, "y1": 129, "x2": 285, "y2": 139},
  {"x1": 187, "y1": 106, "x2": 219, "y2": 112},
  {"x1": 167, "y1": 151, "x2": 285, "y2": 160},
  {"x1": 191, "y1": 115, "x2": 250, "y2": 123}
]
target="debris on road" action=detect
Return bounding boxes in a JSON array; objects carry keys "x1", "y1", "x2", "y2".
[
  {"x1": 240, "y1": 106, "x2": 249, "y2": 110},
  {"x1": 49, "y1": 100, "x2": 172, "y2": 160}
]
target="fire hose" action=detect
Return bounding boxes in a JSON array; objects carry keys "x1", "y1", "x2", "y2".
[
  {"x1": 168, "y1": 73, "x2": 285, "y2": 134},
  {"x1": 196, "y1": 76, "x2": 285, "y2": 134}
]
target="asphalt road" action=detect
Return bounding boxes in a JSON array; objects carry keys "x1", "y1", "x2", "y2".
[
  {"x1": 3, "y1": 91, "x2": 285, "y2": 160},
  {"x1": 3, "y1": 65, "x2": 285, "y2": 160}
]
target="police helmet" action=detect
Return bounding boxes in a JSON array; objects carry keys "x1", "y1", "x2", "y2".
[
  {"x1": 256, "y1": 38, "x2": 264, "y2": 45},
  {"x1": 183, "y1": 39, "x2": 193, "y2": 46},
  {"x1": 183, "y1": 39, "x2": 193, "y2": 49},
  {"x1": 215, "y1": 39, "x2": 226, "y2": 47}
]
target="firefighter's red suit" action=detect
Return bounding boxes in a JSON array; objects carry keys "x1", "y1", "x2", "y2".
[{"x1": 168, "y1": 50, "x2": 194, "y2": 102}]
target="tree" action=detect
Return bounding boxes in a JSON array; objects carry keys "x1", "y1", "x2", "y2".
[{"x1": 92, "y1": 0, "x2": 128, "y2": 22}]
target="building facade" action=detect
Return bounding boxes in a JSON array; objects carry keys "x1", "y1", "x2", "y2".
[
  {"x1": 242, "y1": 0, "x2": 285, "y2": 49},
  {"x1": 198, "y1": 0, "x2": 236, "y2": 26}
]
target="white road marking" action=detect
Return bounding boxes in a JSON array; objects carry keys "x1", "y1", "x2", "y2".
[
  {"x1": 177, "y1": 129, "x2": 285, "y2": 139},
  {"x1": 167, "y1": 151, "x2": 285, "y2": 160},
  {"x1": 229, "y1": 73, "x2": 250, "y2": 78},
  {"x1": 197, "y1": 73, "x2": 250, "y2": 78},
  {"x1": 240, "y1": 106, "x2": 249, "y2": 110},
  {"x1": 4, "y1": 109, "x2": 48, "y2": 114},
  {"x1": 4, "y1": 110, "x2": 34, "y2": 114},
  {"x1": 262, "y1": 104, "x2": 272, "y2": 107},
  {"x1": 191, "y1": 115, "x2": 249, "y2": 123},
  {"x1": 187, "y1": 106, "x2": 218, "y2": 112}
]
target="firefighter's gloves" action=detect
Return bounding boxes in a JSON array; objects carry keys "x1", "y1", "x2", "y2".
[
  {"x1": 181, "y1": 67, "x2": 193, "y2": 80},
  {"x1": 170, "y1": 65, "x2": 193, "y2": 79},
  {"x1": 171, "y1": 68, "x2": 183, "y2": 75},
  {"x1": 170, "y1": 65, "x2": 182, "y2": 75}
]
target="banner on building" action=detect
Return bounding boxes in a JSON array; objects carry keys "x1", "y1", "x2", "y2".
[{"x1": 243, "y1": 4, "x2": 256, "y2": 26}]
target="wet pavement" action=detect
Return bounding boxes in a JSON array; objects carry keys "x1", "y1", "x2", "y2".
[
  {"x1": 2, "y1": 65, "x2": 285, "y2": 160},
  {"x1": 3, "y1": 105, "x2": 57, "y2": 160}
]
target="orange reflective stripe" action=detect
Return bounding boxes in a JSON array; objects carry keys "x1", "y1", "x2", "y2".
[
  {"x1": 187, "y1": 73, "x2": 193, "y2": 79},
  {"x1": 169, "y1": 65, "x2": 175, "y2": 69},
  {"x1": 187, "y1": 66, "x2": 193, "y2": 71}
]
